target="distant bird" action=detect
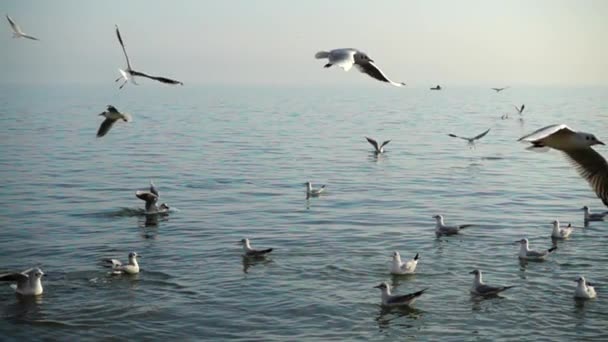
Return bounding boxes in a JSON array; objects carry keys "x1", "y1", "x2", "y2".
[
  {"x1": 514, "y1": 104, "x2": 525, "y2": 115},
  {"x1": 469, "y1": 269, "x2": 515, "y2": 296},
  {"x1": 6, "y1": 15, "x2": 39, "y2": 40},
  {"x1": 0, "y1": 268, "x2": 44, "y2": 296},
  {"x1": 238, "y1": 238, "x2": 273, "y2": 257},
  {"x1": 518, "y1": 124, "x2": 607, "y2": 206},
  {"x1": 581, "y1": 206, "x2": 608, "y2": 222},
  {"x1": 491, "y1": 87, "x2": 509, "y2": 93},
  {"x1": 516, "y1": 238, "x2": 557, "y2": 261},
  {"x1": 574, "y1": 276, "x2": 597, "y2": 299},
  {"x1": 114, "y1": 25, "x2": 183, "y2": 89},
  {"x1": 390, "y1": 251, "x2": 419, "y2": 275},
  {"x1": 433, "y1": 215, "x2": 473, "y2": 236},
  {"x1": 103, "y1": 252, "x2": 140, "y2": 274},
  {"x1": 97, "y1": 105, "x2": 132, "y2": 137},
  {"x1": 365, "y1": 137, "x2": 391, "y2": 154},
  {"x1": 551, "y1": 219, "x2": 574, "y2": 239},
  {"x1": 448, "y1": 128, "x2": 491, "y2": 147},
  {"x1": 430, "y1": 85, "x2": 442, "y2": 90},
  {"x1": 136, "y1": 180, "x2": 170, "y2": 214},
  {"x1": 305, "y1": 181, "x2": 325, "y2": 197},
  {"x1": 315, "y1": 48, "x2": 406, "y2": 87},
  {"x1": 374, "y1": 282, "x2": 427, "y2": 307}
]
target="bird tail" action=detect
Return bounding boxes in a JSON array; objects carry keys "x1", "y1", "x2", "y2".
[
  {"x1": 548, "y1": 246, "x2": 557, "y2": 253},
  {"x1": 413, "y1": 253, "x2": 419, "y2": 261},
  {"x1": 315, "y1": 51, "x2": 330, "y2": 59},
  {"x1": 413, "y1": 288, "x2": 429, "y2": 297}
]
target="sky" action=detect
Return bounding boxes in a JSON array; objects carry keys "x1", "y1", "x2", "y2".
[{"x1": 2, "y1": 0, "x2": 608, "y2": 86}]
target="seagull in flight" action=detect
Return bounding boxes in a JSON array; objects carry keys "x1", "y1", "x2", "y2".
[
  {"x1": 315, "y1": 48, "x2": 406, "y2": 87},
  {"x1": 136, "y1": 180, "x2": 170, "y2": 214},
  {"x1": 514, "y1": 104, "x2": 525, "y2": 115},
  {"x1": 448, "y1": 128, "x2": 491, "y2": 147},
  {"x1": 519, "y1": 124, "x2": 607, "y2": 207},
  {"x1": 114, "y1": 25, "x2": 183, "y2": 89},
  {"x1": 491, "y1": 87, "x2": 509, "y2": 93},
  {"x1": 102, "y1": 252, "x2": 140, "y2": 274},
  {"x1": 6, "y1": 15, "x2": 39, "y2": 40},
  {"x1": 0, "y1": 268, "x2": 44, "y2": 296},
  {"x1": 433, "y1": 215, "x2": 473, "y2": 236},
  {"x1": 469, "y1": 269, "x2": 515, "y2": 296},
  {"x1": 238, "y1": 238, "x2": 273, "y2": 257},
  {"x1": 97, "y1": 105, "x2": 132, "y2": 137},
  {"x1": 516, "y1": 238, "x2": 557, "y2": 261},
  {"x1": 574, "y1": 276, "x2": 597, "y2": 299},
  {"x1": 374, "y1": 282, "x2": 427, "y2": 307},
  {"x1": 365, "y1": 137, "x2": 391, "y2": 154}
]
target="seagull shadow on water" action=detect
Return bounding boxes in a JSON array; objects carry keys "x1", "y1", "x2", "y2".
[{"x1": 242, "y1": 256, "x2": 273, "y2": 274}]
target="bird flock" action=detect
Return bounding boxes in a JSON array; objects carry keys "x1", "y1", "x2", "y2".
[{"x1": 2, "y1": 16, "x2": 606, "y2": 309}]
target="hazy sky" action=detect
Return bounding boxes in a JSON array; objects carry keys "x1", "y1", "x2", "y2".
[{"x1": 3, "y1": 0, "x2": 607, "y2": 86}]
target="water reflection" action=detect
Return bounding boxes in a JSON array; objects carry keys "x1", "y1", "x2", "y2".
[
  {"x1": 375, "y1": 305, "x2": 422, "y2": 330},
  {"x1": 241, "y1": 256, "x2": 273, "y2": 274}
]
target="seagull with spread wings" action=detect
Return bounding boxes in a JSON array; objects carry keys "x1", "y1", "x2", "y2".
[
  {"x1": 6, "y1": 15, "x2": 39, "y2": 40},
  {"x1": 448, "y1": 128, "x2": 491, "y2": 147}
]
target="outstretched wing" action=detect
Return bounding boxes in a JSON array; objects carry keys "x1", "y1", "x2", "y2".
[
  {"x1": 355, "y1": 60, "x2": 405, "y2": 87},
  {"x1": 115, "y1": 25, "x2": 132, "y2": 70},
  {"x1": 97, "y1": 118, "x2": 117, "y2": 138},
  {"x1": 130, "y1": 70, "x2": 183, "y2": 85},
  {"x1": 448, "y1": 133, "x2": 469, "y2": 141},
  {"x1": 0, "y1": 272, "x2": 28, "y2": 287},
  {"x1": 517, "y1": 124, "x2": 573, "y2": 143},
  {"x1": 473, "y1": 128, "x2": 491, "y2": 141},
  {"x1": 6, "y1": 15, "x2": 22, "y2": 34},
  {"x1": 381, "y1": 140, "x2": 391, "y2": 148},
  {"x1": 562, "y1": 147, "x2": 608, "y2": 207},
  {"x1": 149, "y1": 181, "x2": 159, "y2": 197},
  {"x1": 365, "y1": 137, "x2": 379, "y2": 151}
]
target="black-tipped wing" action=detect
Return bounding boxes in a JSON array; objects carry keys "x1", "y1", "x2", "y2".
[
  {"x1": 386, "y1": 288, "x2": 427, "y2": 305},
  {"x1": 473, "y1": 128, "x2": 491, "y2": 141},
  {"x1": 562, "y1": 148, "x2": 608, "y2": 206},
  {"x1": 97, "y1": 118, "x2": 117, "y2": 138},
  {"x1": 0, "y1": 272, "x2": 28, "y2": 287},
  {"x1": 136, "y1": 191, "x2": 158, "y2": 203},
  {"x1": 365, "y1": 137, "x2": 379, "y2": 151},
  {"x1": 246, "y1": 248, "x2": 273, "y2": 257},
  {"x1": 355, "y1": 61, "x2": 405, "y2": 87},
  {"x1": 6, "y1": 15, "x2": 20, "y2": 33},
  {"x1": 381, "y1": 140, "x2": 391, "y2": 148},
  {"x1": 130, "y1": 70, "x2": 182, "y2": 85},
  {"x1": 457, "y1": 224, "x2": 473, "y2": 230},
  {"x1": 476, "y1": 284, "x2": 514, "y2": 295},
  {"x1": 448, "y1": 134, "x2": 469, "y2": 141},
  {"x1": 115, "y1": 25, "x2": 132, "y2": 69}
]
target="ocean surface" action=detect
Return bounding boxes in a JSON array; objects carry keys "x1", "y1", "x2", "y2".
[{"x1": 0, "y1": 84, "x2": 607, "y2": 341}]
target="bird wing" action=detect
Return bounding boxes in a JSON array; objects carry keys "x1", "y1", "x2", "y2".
[
  {"x1": 365, "y1": 137, "x2": 379, "y2": 151},
  {"x1": 102, "y1": 258, "x2": 122, "y2": 268},
  {"x1": 97, "y1": 118, "x2": 117, "y2": 138},
  {"x1": 328, "y1": 49, "x2": 357, "y2": 71},
  {"x1": 473, "y1": 128, "x2": 491, "y2": 141},
  {"x1": 107, "y1": 105, "x2": 119, "y2": 113},
  {"x1": 448, "y1": 133, "x2": 469, "y2": 141},
  {"x1": 130, "y1": 70, "x2": 183, "y2": 85},
  {"x1": 355, "y1": 61, "x2": 405, "y2": 87},
  {"x1": 6, "y1": 15, "x2": 23, "y2": 34},
  {"x1": 149, "y1": 182, "x2": 159, "y2": 197},
  {"x1": 0, "y1": 272, "x2": 28, "y2": 287},
  {"x1": 562, "y1": 147, "x2": 608, "y2": 206},
  {"x1": 247, "y1": 248, "x2": 273, "y2": 256},
  {"x1": 115, "y1": 25, "x2": 133, "y2": 70},
  {"x1": 136, "y1": 191, "x2": 158, "y2": 203},
  {"x1": 457, "y1": 224, "x2": 473, "y2": 230},
  {"x1": 22, "y1": 33, "x2": 39, "y2": 40},
  {"x1": 386, "y1": 288, "x2": 427, "y2": 304},
  {"x1": 517, "y1": 124, "x2": 573, "y2": 143},
  {"x1": 475, "y1": 284, "x2": 512, "y2": 295},
  {"x1": 381, "y1": 140, "x2": 391, "y2": 148}
]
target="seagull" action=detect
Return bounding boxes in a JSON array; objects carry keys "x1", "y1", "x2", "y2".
[
  {"x1": 518, "y1": 124, "x2": 607, "y2": 206},
  {"x1": 516, "y1": 238, "x2": 557, "y2": 261},
  {"x1": 514, "y1": 104, "x2": 525, "y2": 115},
  {"x1": 551, "y1": 219, "x2": 574, "y2": 239},
  {"x1": 102, "y1": 252, "x2": 140, "y2": 274},
  {"x1": 491, "y1": 87, "x2": 509, "y2": 93},
  {"x1": 574, "y1": 276, "x2": 597, "y2": 299},
  {"x1": 448, "y1": 128, "x2": 491, "y2": 147},
  {"x1": 305, "y1": 181, "x2": 325, "y2": 197},
  {"x1": 469, "y1": 269, "x2": 515, "y2": 296},
  {"x1": 581, "y1": 206, "x2": 608, "y2": 222},
  {"x1": 114, "y1": 25, "x2": 183, "y2": 89},
  {"x1": 0, "y1": 268, "x2": 44, "y2": 296},
  {"x1": 238, "y1": 238, "x2": 273, "y2": 257},
  {"x1": 374, "y1": 282, "x2": 427, "y2": 307},
  {"x1": 6, "y1": 15, "x2": 39, "y2": 40},
  {"x1": 315, "y1": 48, "x2": 406, "y2": 87},
  {"x1": 135, "y1": 180, "x2": 170, "y2": 214},
  {"x1": 433, "y1": 214, "x2": 473, "y2": 236},
  {"x1": 97, "y1": 105, "x2": 132, "y2": 137},
  {"x1": 365, "y1": 137, "x2": 391, "y2": 154},
  {"x1": 390, "y1": 251, "x2": 419, "y2": 275}
]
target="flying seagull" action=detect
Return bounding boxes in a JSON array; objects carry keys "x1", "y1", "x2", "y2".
[
  {"x1": 6, "y1": 15, "x2": 39, "y2": 40},
  {"x1": 365, "y1": 137, "x2": 391, "y2": 154},
  {"x1": 0, "y1": 268, "x2": 44, "y2": 295},
  {"x1": 114, "y1": 25, "x2": 183, "y2": 89},
  {"x1": 315, "y1": 48, "x2": 406, "y2": 87},
  {"x1": 238, "y1": 238, "x2": 273, "y2": 257},
  {"x1": 374, "y1": 282, "x2": 427, "y2": 307},
  {"x1": 518, "y1": 124, "x2": 607, "y2": 206},
  {"x1": 469, "y1": 269, "x2": 515, "y2": 296},
  {"x1": 102, "y1": 252, "x2": 140, "y2": 274},
  {"x1": 135, "y1": 180, "x2": 170, "y2": 214},
  {"x1": 514, "y1": 104, "x2": 525, "y2": 115},
  {"x1": 97, "y1": 105, "x2": 132, "y2": 137},
  {"x1": 491, "y1": 87, "x2": 509, "y2": 93},
  {"x1": 433, "y1": 215, "x2": 473, "y2": 236},
  {"x1": 448, "y1": 128, "x2": 491, "y2": 147}
]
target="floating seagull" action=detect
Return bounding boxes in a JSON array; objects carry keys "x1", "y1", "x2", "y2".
[
  {"x1": 469, "y1": 269, "x2": 515, "y2": 296},
  {"x1": 430, "y1": 85, "x2": 442, "y2": 90},
  {"x1": 238, "y1": 238, "x2": 273, "y2": 257},
  {"x1": 516, "y1": 238, "x2": 557, "y2": 261},
  {"x1": 6, "y1": 15, "x2": 39, "y2": 40},
  {"x1": 315, "y1": 48, "x2": 406, "y2": 87},
  {"x1": 491, "y1": 87, "x2": 509, "y2": 93},
  {"x1": 305, "y1": 181, "x2": 325, "y2": 197},
  {"x1": 135, "y1": 180, "x2": 170, "y2": 214},
  {"x1": 390, "y1": 251, "x2": 419, "y2": 275},
  {"x1": 97, "y1": 105, "x2": 132, "y2": 137},
  {"x1": 518, "y1": 124, "x2": 607, "y2": 206},
  {"x1": 114, "y1": 25, "x2": 183, "y2": 89},
  {"x1": 365, "y1": 137, "x2": 391, "y2": 154},
  {"x1": 374, "y1": 282, "x2": 427, "y2": 307},
  {"x1": 102, "y1": 252, "x2": 140, "y2": 274},
  {"x1": 574, "y1": 276, "x2": 597, "y2": 299},
  {"x1": 433, "y1": 214, "x2": 473, "y2": 236},
  {"x1": 514, "y1": 104, "x2": 525, "y2": 115},
  {"x1": 0, "y1": 268, "x2": 44, "y2": 296},
  {"x1": 581, "y1": 206, "x2": 608, "y2": 222},
  {"x1": 551, "y1": 219, "x2": 574, "y2": 239},
  {"x1": 448, "y1": 128, "x2": 491, "y2": 147}
]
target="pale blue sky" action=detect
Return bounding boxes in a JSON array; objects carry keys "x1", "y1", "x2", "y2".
[{"x1": 3, "y1": 0, "x2": 607, "y2": 86}]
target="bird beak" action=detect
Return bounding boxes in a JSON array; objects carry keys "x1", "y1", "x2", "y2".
[
  {"x1": 98, "y1": 113, "x2": 104, "y2": 116},
  {"x1": 373, "y1": 285, "x2": 381, "y2": 288},
  {"x1": 469, "y1": 270, "x2": 475, "y2": 274},
  {"x1": 598, "y1": 141, "x2": 605, "y2": 145}
]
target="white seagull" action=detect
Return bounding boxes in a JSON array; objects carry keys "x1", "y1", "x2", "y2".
[
  {"x1": 6, "y1": 15, "x2": 39, "y2": 40},
  {"x1": 551, "y1": 219, "x2": 574, "y2": 239},
  {"x1": 469, "y1": 269, "x2": 515, "y2": 296},
  {"x1": 433, "y1": 215, "x2": 473, "y2": 236},
  {"x1": 102, "y1": 252, "x2": 140, "y2": 274},
  {"x1": 0, "y1": 268, "x2": 44, "y2": 296},
  {"x1": 581, "y1": 206, "x2": 608, "y2": 222},
  {"x1": 97, "y1": 105, "x2": 132, "y2": 138},
  {"x1": 374, "y1": 282, "x2": 427, "y2": 307},
  {"x1": 238, "y1": 238, "x2": 273, "y2": 257},
  {"x1": 114, "y1": 25, "x2": 183, "y2": 89},
  {"x1": 574, "y1": 276, "x2": 597, "y2": 299},
  {"x1": 315, "y1": 48, "x2": 406, "y2": 87},
  {"x1": 305, "y1": 181, "x2": 325, "y2": 197},
  {"x1": 518, "y1": 124, "x2": 607, "y2": 207},
  {"x1": 135, "y1": 180, "x2": 170, "y2": 214},
  {"x1": 390, "y1": 251, "x2": 419, "y2": 275},
  {"x1": 448, "y1": 128, "x2": 491, "y2": 147},
  {"x1": 365, "y1": 137, "x2": 391, "y2": 154},
  {"x1": 516, "y1": 238, "x2": 557, "y2": 261},
  {"x1": 514, "y1": 104, "x2": 525, "y2": 115},
  {"x1": 491, "y1": 87, "x2": 509, "y2": 93}
]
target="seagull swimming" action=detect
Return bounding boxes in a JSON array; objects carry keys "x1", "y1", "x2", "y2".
[
  {"x1": 551, "y1": 219, "x2": 574, "y2": 239},
  {"x1": 135, "y1": 180, "x2": 170, "y2": 214},
  {"x1": 366, "y1": 137, "x2": 391, "y2": 154},
  {"x1": 238, "y1": 238, "x2": 273, "y2": 257},
  {"x1": 491, "y1": 87, "x2": 509, "y2": 93},
  {"x1": 574, "y1": 276, "x2": 597, "y2": 299},
  {"x1": 469, "y1": 269, "x2": 515, "y2": 296},
  {"x1": 6, "y1": 15, "x2": 39, "y2": 40},
  {"x1": 390, "y1": 251, "x2": 419, "y2": 275},
  {"x1": 514, "y1": 104, "x2": 525, "y2": 115},
  {"x1": 433, "y1": 214, "x2": 473, "y2": 236},
  {"x1": 518, "y1": 124, "x2": 607, "y2": 206},
  {"x1": 97, "y1": 105, "x2": 132, "y2": 137},
  {"x1": 581, "y1": 206, "x2": 608, "y2": 222},
  {"x1": 0, "y1": 268, "x2": 44, "y2": 296},
  {"x1": 315, "y1": 48, "x2": 406, "y2": 87},
  {"x1": 516, "y1": 238, "x2": 557, "y2": 261},
  {"x1": 103, "y1": 252, "x2": 140, "y2": 274},
  {"x1": 448, "y1": 128, "x2": 491, "y2": 147},
  {"x1": 305, "y1": 181, "x2": 325, "y2": 196},
  {"x1": 374, "y1": 282, "x2": 427, "y2": 307},
  {"x1": 114, "y1": 25, "x2": 183, "y2": 89}
]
